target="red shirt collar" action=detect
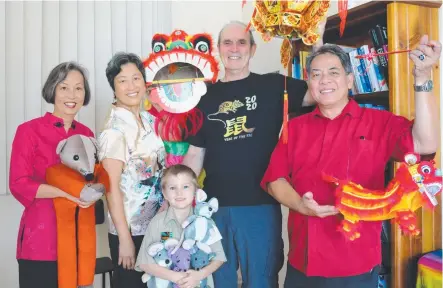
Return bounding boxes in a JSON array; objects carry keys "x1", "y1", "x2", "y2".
[
  {"x1": 43, "y1": 112, "x2": 77, "y2": 129},
  {"x1": 312, "y1": 98, "x2": 361, "y2": 119}
]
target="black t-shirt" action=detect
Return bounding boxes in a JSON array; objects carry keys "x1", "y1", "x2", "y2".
[{"x1": 187, "y1": 73, "x2": 308, "y2": 207}]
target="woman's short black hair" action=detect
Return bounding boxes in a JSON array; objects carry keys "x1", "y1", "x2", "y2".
[
  {"x1": 41, "y1": 62, "x2": 91, "y2": 105},
  {"x1": 105, "y1": 52, "x2": 146, "y2": 91}
]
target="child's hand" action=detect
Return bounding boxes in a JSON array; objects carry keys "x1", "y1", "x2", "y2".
[
  {"x1": 176, "y1": 270, "x2": 204, "y2": 288},
  {"x1": 172, "y1": 271, "x2": 188, "y2": 284}
]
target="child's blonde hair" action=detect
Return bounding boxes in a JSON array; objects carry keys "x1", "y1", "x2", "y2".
[{"x1": 161, "y1": 164, "x2": 199, "y2": 190}]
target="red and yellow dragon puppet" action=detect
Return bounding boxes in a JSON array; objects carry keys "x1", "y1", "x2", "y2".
[
  {"x1": 323, "y1": 153, "x2": 442, "y2": 241},
  {"x1": 142, "y1": 30, "x2": 220, "y2": 184}
]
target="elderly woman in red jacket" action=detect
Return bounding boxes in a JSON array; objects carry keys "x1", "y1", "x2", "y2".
[{"x1": 9, "y1": 62, "x2": 99, "y2": 288}]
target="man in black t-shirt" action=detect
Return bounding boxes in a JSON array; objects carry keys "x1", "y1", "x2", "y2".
[{"x1": 183, "y1": 20, "x2": 329, "y2": 288}]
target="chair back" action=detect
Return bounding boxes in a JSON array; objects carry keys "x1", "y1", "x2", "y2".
[{"x1": 95, "y1": 199, "x2": 105, "y2": 225}]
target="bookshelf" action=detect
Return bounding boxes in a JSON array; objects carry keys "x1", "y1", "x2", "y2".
[{"x1": 289, "y1": 1, "x2": 441, "y2": 288}]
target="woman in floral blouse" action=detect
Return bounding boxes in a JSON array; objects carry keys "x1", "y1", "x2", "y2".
[{"x1": 98, "y1": 52, "x2": 167, "y2": 288}]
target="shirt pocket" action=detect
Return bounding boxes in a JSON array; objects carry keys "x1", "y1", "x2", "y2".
[{"x1": 349, "y1": 137, "x2": 375, "y2": 178}]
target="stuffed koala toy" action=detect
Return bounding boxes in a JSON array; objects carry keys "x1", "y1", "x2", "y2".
[
  {"x1": 170, "y1": 246, "x2": 191, "y2": 273},
  {"x1": 173, "y1": 189, "x2": 222, "y2": 254},
  {"x1": 189, "y1": 242, "x2": 216, "y2": 288},
  {"x1": 141, "y1": 238, "x2": 179, "y2": 288},
  {"x1": 170, "y1": 246, "x2": 191, "y2": 288}
]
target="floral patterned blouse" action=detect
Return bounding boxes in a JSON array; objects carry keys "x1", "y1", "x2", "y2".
[{"x1": 98, "y1": 105, "x2": 166, "y2": 236}]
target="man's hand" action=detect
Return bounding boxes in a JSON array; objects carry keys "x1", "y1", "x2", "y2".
[
  {"x1": 297, "y1": 192, "x2": 339, "y2": 218},
  {"x1": 176, "y1": 270, "x2": 204, "y2": 288},
  {"x1": 409, "y1": 35, "x2": 442, "y2": 84}
]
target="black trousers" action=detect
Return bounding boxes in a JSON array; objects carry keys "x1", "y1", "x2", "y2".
[
  {"x1": 108, "y1": 233, "x2": 145, "y2": 288},
  {"x1": 284, "y1": 262, "x2": 380, "y2": 288},
  {"x1": 18, "y1": 259, "x2": 58, "y2": 288}
]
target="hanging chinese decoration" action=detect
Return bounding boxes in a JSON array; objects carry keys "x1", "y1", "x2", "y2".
[{"x1": 243, "y1": 0, "x2": 349, "y2": 69}]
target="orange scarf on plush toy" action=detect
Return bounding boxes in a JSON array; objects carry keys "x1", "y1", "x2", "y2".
[
  {"x1": 47, "y1": 163, "x2": 109, "y2": 288},
  {"x1": 46, "y1": 134, "x2": 110, "y2": 288}
]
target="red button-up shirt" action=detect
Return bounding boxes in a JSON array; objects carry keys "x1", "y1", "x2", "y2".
[
  {"x1": 9, "y1": 112, "x2": 93, "y2": 261},
  {"x1": 261, "y1": 99, "x2": 414, "y2": 277}
]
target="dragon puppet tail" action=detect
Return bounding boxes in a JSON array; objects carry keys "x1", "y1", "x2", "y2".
[
  {"x1": 321, "y1": 172, "x2": 341, "y2": 185},
  {"x1": 321, "y1": 173, "x2": 343, "y2": 202}
]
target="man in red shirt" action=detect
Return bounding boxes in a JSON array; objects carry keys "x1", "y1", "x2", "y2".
[{"x1": 261, "y1": 36, "x2": 441, "y2": 288}]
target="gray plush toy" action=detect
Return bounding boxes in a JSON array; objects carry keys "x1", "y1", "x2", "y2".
[
  {"x1": 141, "y1": 238, "x2": 179, "y2": 288},
  {"x1": 172, "y1": 189, "x2": 222, "y2": 255}
]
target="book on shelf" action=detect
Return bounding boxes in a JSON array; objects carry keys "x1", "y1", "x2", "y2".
[
  {"x1": 359, "y1": 103, "x2": 388, "y2": 111},
  {"x1": 290, "y1": 24, "x2": 390, "y2": 97},
  {"x1": 368, "y1": 25, "x2": 389, "y2": 82}
]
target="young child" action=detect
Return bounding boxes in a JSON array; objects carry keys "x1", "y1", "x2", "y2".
[{"x1": 135, "y1": 164, "x2": 226, "y2": 288}]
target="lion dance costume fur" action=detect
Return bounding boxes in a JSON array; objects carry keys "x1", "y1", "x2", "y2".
[
  {"x1": 142, "y1": 29, "x2": 220, "y2": 185},
  {"x1": 323, "y1": 153, "x2": 442, "y2": 241},
  {"x1": 46, "y1": 135, "x2": 110, "y2": 288}
]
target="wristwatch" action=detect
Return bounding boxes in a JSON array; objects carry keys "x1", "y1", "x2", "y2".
[{"x1": 414, "y1": 80, "x2": 433, "y2": 92}]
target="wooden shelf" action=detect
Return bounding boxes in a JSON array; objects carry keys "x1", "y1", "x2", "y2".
[
  {"x1": 323, "y1": 0, "x2": 441, "y2": 44},
  {"x1": 323, "y1": 1, "x2": 388, "y2": 46},
  {"x1": 351, "y1": 90, "x2": 389, "y2": 105}
]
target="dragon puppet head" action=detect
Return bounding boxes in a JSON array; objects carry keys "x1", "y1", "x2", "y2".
[{"x1": 398, "y1": 153, "x2": 442, "y2": 208}]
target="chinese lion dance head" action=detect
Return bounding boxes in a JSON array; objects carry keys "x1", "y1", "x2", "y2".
[{"x1": 143, "y1": 30, "x2": 219, "y2": 167}]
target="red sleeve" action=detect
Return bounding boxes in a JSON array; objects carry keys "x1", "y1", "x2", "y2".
[
  {"x1": 386, "y1": 114, "x2": 414, "y2": 162},
  {"x1": 260, "y1": 135, "x2": 292, "y2": 191},
  {"x1": 9, "y1": 124, "x2": 42, "y2": 207}
]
